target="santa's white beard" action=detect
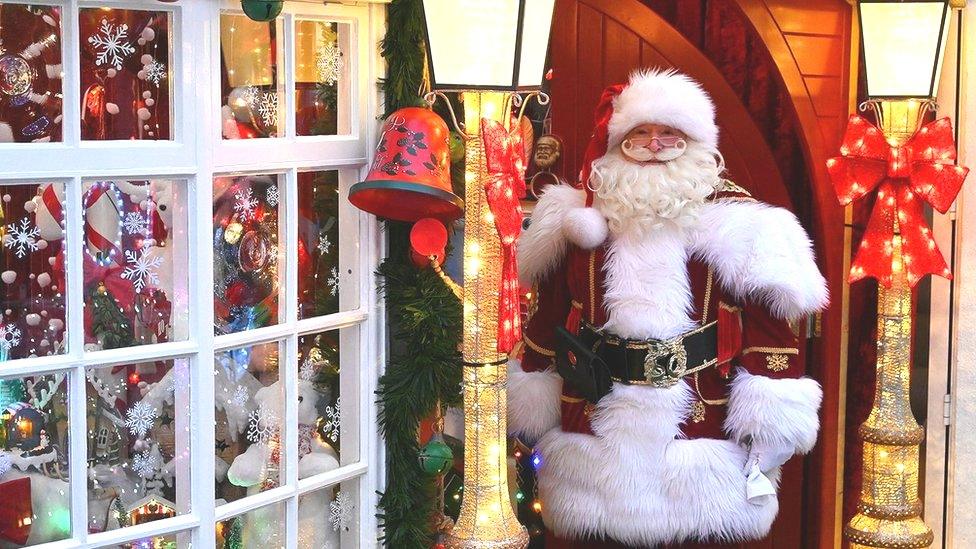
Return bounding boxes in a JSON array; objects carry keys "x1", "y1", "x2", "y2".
[{"x1": 589, "y1": 142, "x2": 724, "y2": 236}]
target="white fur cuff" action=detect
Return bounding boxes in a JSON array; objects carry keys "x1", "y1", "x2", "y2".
[
  {"x1": 724, "y1": 369, "x2": 822, "y2": 455},
  {"x1": 507, "y1": 360, "x2": 562, "y2": 443},
  {"x1": 563, "y1": 207, "x2": 608, "y2": 250}
]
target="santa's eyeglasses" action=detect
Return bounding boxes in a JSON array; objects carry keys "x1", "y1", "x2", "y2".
[{"x1": 622, "y1": 135, "x2": 686, "y2": 151}]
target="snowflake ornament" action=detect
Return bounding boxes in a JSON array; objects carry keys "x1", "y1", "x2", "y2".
[
  {"x1": 88, "y1": 19, "x2": 135, "y2": 71},
  {"x1": 317, "y1": 233, "x2": 332, "y2": 255},
  {"x1": 265, "y1": 184, "x2": 279, "y2": 208},
  {"x1": 0, "y1": 452, "x2": 11, "y2": 478},
  {"x1": 316, "y1": 42, "x2": 344, "y2": 86},
  {"x1": 4, "y1": 217, "x2": 39, "y2": 258},
  {"x1": 122, "y1": 212, "x2": 149, "y2": 236},
  {"x1": 125, "y1": 401, "x2": 159, "y2": 437},
  {"x1": 0, "y1": 324, "x2": 22, "y2": 351},
  {"x1": 330, "y1": 490, "x2": 354, "y2": 532},
  {"x1": 121, "y1": 248, "x2": 163, "y2": 293},
  {"x1": 323, "y1": 397, "x2": 340, "y2": 443},
  {"x1": 232, "y1": 385, "x2": 249, "y2": 407},
  {"x1": 145, "y1": 59, "x2": 166, "y2": 86},
  {"x1": 132, "y1": 449, "x2": 160, "y2": 478},
  {"x1": 234, "y1": 188, "x2": 259, "y2": 221},
  {"x1": 246, "y1": 405, "x2": 279, "y2": 444},
  {"x1": 257, "y1": 92, "x2": 278, "y2": 127},
  {"x1": 328, "y1": 267, "x2": 339, "y2": 297}
]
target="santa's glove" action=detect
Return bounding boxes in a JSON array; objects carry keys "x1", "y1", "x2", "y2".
[{"x1": 742, "y1": 439, "x2": 794, "y2": 506}]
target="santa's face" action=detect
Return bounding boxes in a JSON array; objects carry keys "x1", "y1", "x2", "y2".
[
  {"x1": 589, "y1": 133, "x2": 723, "y2": 236},
  {"x1": 620, "y1": 123, "x2": 688, "y2": 164}
]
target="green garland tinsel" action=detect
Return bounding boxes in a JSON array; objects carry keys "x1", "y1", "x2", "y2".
[{"x1": 376, "y1": 1, "x2": 463, "y2": 547}]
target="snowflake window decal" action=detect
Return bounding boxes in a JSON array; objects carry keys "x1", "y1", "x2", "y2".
[
  {"x1": 330, "y1": 490, "x2": 354, "y2": 532},
  {"x1": 234, "y1": 188, "x2": 259, "y2": 221},
  {"x1": 132, "y1": 449, "x2": 160, "y2": 478},
  {"x1": 317, "y1": 233, "x2": 332, "y2": 255},
  {"x1": 299, "y1": 357, "x2": 318, "y2": 383},
  {"x1": 323, "y1": 397, "x2": 340, "y2": 443},
  {"x1": 125, "y1": 401, "x2": 159, "y2": 437},
  {"x1": 246, "y1": 405, "x2": 279, "y2": 444},
  {"x1": 316, "y1": 41, "x2": 344, "y2": 86},
  {"x1": 4, "y1": 217, "x2": 40, "y2": 258},
  {"x1": 257, "y1": 92, "x2": 279, "y2": 128},
  {"x1": 145, "y1": 59, "x2": 166, "y2": 86},
  {"x1": 266, "y1": 184, "x2": 279, "y2": 208},
  {"x1": 241, "y1": 85, "x2": 260, "y2": 107},
  {"x1": 0, "y1": 324, "x2": 22, "y2": 351},
  {"x1": 123, "y1": 212, "x2": 150, "y2": 236},
  {"x1": 88, "y1": 18, "x2": 135, "y2": 71},
  {"x1": 328, "y1": 267, "x2": 339, "y2": 297},
  {"x1": 232, "y1": 385, "x2": 249, "y2": 407},
  {"x1": 121, "y1": 248, "x2": 163, "y2": 293}
]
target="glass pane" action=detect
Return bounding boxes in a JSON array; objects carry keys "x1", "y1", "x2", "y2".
[
  {"x1": 80, "y1": 8, "x2": 171, "y2": 140},
  {"x1": 220, "y1": 13, "x2": 282, "y2": 139},
  {"x1": 0, "y1": 181, "x2": 66, "y2": 361},
  {"x1": 0, "y1": 3, "x2": 63, "y2": 143},
  {"x1": 298, "y1": 480, "x2": 360, "y2": 547},
  {"x1": 82, "y1": 179, "x2": 189, "y2": 350},
  {"x1": 297, "y1": 326, "x2": 359, "y2": 468},
  {"x1": 297, "y1": 170, "x2": 358, "y2": 319},
  {"x1": 0, "y1": 372, "x2": 71, "y2": 546},
  {"x1": 214, "y1": 341, "x2": 282, "y2": 503},
  {"x1": 86, "y1": 360, "x2": 190, "y2": 535},
  {"x1": 216, "y1": 501, "x2": 285, "y2": 548},
  {"x1": 108, "y1": 531, "x2": 191, "y2": 549},
  {"x1": 294, "y1": 20, "x2": 350, "y2": 136},
  {"x1": 213, "y1": 174, "x2": 281, "y2": 335}
]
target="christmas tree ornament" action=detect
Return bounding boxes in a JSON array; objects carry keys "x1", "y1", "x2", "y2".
[
  {"x1": 349, "y1": 107, "x2": 462, "y2": 223},
  {"x1": 409, "y1": 217, "x2": 448, "y2": 268},
  {"x1": 419, "y1": 433, "x2": 454, "y2": 476},
  {"x1": 240, "y1": 0, "x2": 282, "y2": 22}
]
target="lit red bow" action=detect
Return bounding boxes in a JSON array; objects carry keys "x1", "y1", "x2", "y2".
[
  {"x1": 827, "y1": 115, "x2": 969, "y2": 287},
  {"x1": 481, "y1": 116, "x2": 527, "y2": 353}
]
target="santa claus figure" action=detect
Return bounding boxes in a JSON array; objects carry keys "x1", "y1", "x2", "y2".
[{"x1": 509, "y1": 69, "x2": 828, "y2": 547}]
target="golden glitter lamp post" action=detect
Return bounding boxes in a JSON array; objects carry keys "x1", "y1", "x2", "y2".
[
  {"x1": 829, "y1": 2, "x2": 968, "y2": 547},
  {"x1": 419, "y1": 1, "x2": 555, "y2": 547}
]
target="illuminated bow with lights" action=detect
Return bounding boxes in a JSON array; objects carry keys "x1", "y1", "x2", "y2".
[
  {"x1": 827, "y1": 115, "x2": 969, "y2": 287},
  {"x1": 481, "y1": 117, "x2": 527, "y2": 353}
]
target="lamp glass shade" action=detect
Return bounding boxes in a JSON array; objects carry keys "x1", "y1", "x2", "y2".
[
  {"x1": 859, "y1": 1, "x2": 951, "y2": 98},
  {"x1": 422, "y1": 0, "x2": 555, "y2": 90}
]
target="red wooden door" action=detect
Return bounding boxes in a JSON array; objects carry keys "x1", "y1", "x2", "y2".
[{"x1": 547, "y1": 1, "x2": 806, "y2": 547}]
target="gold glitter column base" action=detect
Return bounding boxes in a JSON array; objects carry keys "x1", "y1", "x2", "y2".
[{"x1": 444, "y1": 528, "x2": 530, "y2": 549}]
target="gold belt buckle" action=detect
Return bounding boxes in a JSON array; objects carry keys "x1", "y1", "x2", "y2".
[{"x1": 643, "y1": 338, "x2": 688, "y2": 388}]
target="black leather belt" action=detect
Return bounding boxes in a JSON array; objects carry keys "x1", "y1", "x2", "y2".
[{"x1": 578, "y1": 322, "x2": 718, "y2": 388}]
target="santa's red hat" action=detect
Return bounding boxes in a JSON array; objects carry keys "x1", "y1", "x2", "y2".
[{"x1": 578, "y1": 69, "x2": 718, "y2": 205}]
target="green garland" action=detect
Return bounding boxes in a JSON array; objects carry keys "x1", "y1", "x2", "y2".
[{"x1": 376, "y1": 1, "x2": 463, "y2": 547}]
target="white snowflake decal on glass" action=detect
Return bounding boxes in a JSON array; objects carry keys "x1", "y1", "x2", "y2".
[
  {"x1": 234, "y1": 188, "x2": 259, "y2": 221},
  {"x1": 266, "y1": 184, "x2": 279, "y2": 208},
  {"x1": 317, "y1": 233, "x2": 331, "y2": 255},
  {"x1": 330, "y1": 490, "x2": 354, "y2": 532},
  {"x1": 4, "y1": 217, "x2": 39, "y2": 258},
  {"x1": 0, "y1": 324, "x2": 22, "y2": 351},
  {"x1": 132, "y1": 449, "x2": 160, "y2": 478},
  {"x1": 242, "y1": 85, "x2": 260, "y2": 107},
  {"x1": 246, "y1": 405, "x2": 279, "y2": 444},
  {"x1": 121, "y1": 249, "x2": 163, "y2": 293},
  {"x1": 257, "y1": 92, "x2": 278, "y2": 127},
  {"x1": 299, "y1": 357, "x2": 317, "y2": 382},
  {"x1": 125, "y1": 401, "x2": 159, "y2": 437},
  {"x1": 122, "y1": 212, "x2": 149, "y2": 236},
  {"x1": 87, "y1": 19, "x2": 135, "y2": 71},
  {"x1": 323, "y1": 397, "x2": 340, "y2": 443},
  {"x1": 233, "y1": 385, "x2": 249, "y2": 407},
  {"x1": 0, "y1": 452, "x2": 11, "y2": 478},
  {"x1": 316, "y1": 42, "x2": 344, "y2": 86},
  {"x1": 328, "y1": 266, "x2": 339, "y2": 297},
  {"x1": 145, "y1": 59, "x2": 166, "y2": 86}
]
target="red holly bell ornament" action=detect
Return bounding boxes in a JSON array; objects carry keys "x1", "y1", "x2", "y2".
[
  {"x1": 349, "y1": 107, "x2": 463, "y2": 223},
  {"x1": 827, "y1": 115, "x2": 969, "y2": 287},
  {"x1": 481, "y1": 116, "x2": 527, "y2": 353}
]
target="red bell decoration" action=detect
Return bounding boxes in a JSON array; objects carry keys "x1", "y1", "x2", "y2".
[{"x1": 349, "y1": 107, "x2": 463, "y2": 222}]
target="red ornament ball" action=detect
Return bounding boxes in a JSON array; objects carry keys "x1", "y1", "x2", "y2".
[
  {"x1": 225, "y1": 281, "x2": 249, "y2": 306},
  {"x1": 128, "y1": 372, "x2": 141, "y2": 385}
]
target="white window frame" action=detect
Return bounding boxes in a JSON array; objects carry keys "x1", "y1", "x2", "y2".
[{"x1": 0, "y1": 0, "x2": 387, "y2": 546}]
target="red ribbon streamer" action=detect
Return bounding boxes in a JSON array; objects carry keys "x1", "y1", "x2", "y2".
[
  {"x1": 481, "y1": 117, "x2": 527, "y2": 354},
  {"x1": 827, "y1": 115, "x2": 969, "y2": 287}
]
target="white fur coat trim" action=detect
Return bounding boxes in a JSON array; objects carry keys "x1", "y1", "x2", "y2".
[
  {"x1": 507, "y1": 359, "x2": 562, "y2": 444},
  {"x1": 518, "y1": 184, "x2": 587, "y2": 285},
  {"x1": 724, "y1": 369, "x2": 823, "y2": 455},
  {"x1": 535, "y1": 381, "x2": 780, "y2": 546},
  {"x1": 689, "y1": 199, "x2": 829, "y2": 321}
]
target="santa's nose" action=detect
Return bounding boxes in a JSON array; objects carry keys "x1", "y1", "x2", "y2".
[{"x1": 647, "y1": 140, "x2": 664, "y2": 152}]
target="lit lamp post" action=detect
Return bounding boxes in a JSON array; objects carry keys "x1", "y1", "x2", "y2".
[
  {"x1": 841, "y1": 2, "x2": 959, "y2": 548},
  {"x1": 420, "y1": 2, "x2": 555, "y2": 547}
]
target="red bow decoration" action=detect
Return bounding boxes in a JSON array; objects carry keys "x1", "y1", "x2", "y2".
[
  {"x1": 481, "y1": 116, "x2": 527, "y2": 353},
  {"x1": 827, "y1": 115, "x2": 969, "y2": 287}
]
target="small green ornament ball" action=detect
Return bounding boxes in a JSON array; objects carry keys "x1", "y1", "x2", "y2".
[
  {"x1": 241, "y1": 0, "x2": 283, "y2": 22},
  {"x1": 449, "y1": 132, "x2": 465, "y2": 164},
  {"x1": 419, "y1": 437, "x2": 454, "y2": 476}
]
